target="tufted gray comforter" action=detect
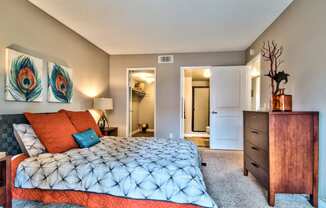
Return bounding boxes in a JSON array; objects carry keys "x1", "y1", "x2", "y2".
[{"x1": 15, "y1": 137, "x2": 217, "y2": 208}]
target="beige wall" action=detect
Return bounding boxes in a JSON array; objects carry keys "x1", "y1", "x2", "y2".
[
  {"x1": 109, "y1": 51, "x2": 245, "y2": 137},
  {"x1": 131, "y1": 82, "x2": 155, "y2": 132},
  {"x1": 131, "y1": 95, "x2": 140, "y2": 131},
  {"x1": 139, "y1": 82, "x2": 155, "y2": 129},
  {"x1": 0, "y1": 0, "x2": 110, "y2": 114},
  {"x1": 246, "y1": 0, "x2": 326, "y2": 200}
]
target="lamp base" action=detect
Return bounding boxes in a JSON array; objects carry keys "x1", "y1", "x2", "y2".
[{"x1": 98, "y1": 113, "x2": 108, "y2": 130}]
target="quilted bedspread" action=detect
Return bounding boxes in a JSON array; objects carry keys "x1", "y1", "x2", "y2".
[{"x1": 15, "y1": 137, "x2": 217, "y2": 208}]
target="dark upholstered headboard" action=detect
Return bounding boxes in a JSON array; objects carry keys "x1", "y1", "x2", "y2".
[{"x1": 0, "y1": 114, "x2": 28, "y2": 155}]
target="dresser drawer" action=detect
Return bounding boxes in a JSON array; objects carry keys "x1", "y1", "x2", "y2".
[
  {"x1": 245, "y1": 112, "x2": 269, "y2": 132},
  {"x1": 245, "y1": 142, "x2": 268, "y2": 170},
  {"x1": 245, "y1": 156, "x2": 268, "y2": 188},
  {"x1": 245, "y1": 128, "x2": 268, "y2": 151}
]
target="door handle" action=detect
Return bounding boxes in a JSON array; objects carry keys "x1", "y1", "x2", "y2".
[{"x1": 211, "y1": 111, "x2": 218, "y2": 114}]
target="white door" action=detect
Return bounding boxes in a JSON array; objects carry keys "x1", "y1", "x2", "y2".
[{"x1": 210, "y1": 66, "x2": 249, "y2": 150}]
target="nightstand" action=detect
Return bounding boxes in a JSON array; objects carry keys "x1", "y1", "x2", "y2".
[
  {"x1": 0, "y1": 156, "x2": 11, "y2": 208},
  {"x1": 101, "y1": 127, "x2": 118, "y2": 136}
]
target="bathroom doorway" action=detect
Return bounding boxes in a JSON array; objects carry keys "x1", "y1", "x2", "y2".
[{"x1": 181, "y1": 67, "x2": 211, "y2": 148}]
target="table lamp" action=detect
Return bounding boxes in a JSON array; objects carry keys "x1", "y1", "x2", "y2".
[{"x1": 93, "y1": 98, "x2": 113, "y2": 130}]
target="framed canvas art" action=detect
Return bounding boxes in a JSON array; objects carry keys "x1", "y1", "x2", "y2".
[
  {"x1": 5, "y1": 49, "x2": 43, "y2": 102},
  {"x1": 48, "y1": 62, "x2": 73, "y2": 103}
]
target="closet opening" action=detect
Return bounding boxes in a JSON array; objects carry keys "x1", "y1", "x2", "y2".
[{"x1": 126, "y1": 68, "x2": 156, "y2": 137}]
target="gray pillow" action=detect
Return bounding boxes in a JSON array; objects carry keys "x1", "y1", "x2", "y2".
[{"x1": 13, "y1": 124, "x2": 46, "y2": 157}]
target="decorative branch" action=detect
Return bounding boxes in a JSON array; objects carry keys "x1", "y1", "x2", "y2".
[{"x1": 261, "y1": 41, "x2": 289, "y2": 96}]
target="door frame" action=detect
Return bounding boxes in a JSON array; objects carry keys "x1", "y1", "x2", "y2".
[
  {"x1": 126, "y1": 67, "x2": 157, "y2": 137},
  {"x1": 179, "y1": 66, "x2": 212, "y2": 139},
  {"x1": 246, "y1": 53, "x2": 262, "y2": 111},
  {"x1": 192, "y1": 86, "x2": 210, "y2": 132}
]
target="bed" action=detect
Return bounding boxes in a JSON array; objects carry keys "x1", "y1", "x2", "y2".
[{"x1": 0, "y1": 114, "x2": 217, "y2": 208}]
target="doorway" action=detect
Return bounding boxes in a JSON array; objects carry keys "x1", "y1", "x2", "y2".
[
  {"x1": 126, "y1": 68, "x2": 156, "y2": 137},
  {"x1": 181, "y1": 67, "x2": 211, "y2": 148},
  {"x1": 180, "y1": 66, "x2": 250, "y2": 150}
]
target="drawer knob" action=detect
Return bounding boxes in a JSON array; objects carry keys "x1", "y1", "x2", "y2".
[
  {"x1": 251, "y1": 146, "x2": 259, "y2": 151},
  {"x1": 251, "y1": 130, "x2": 259, "y2": 134},
  {"x1": 251, "y1": 162, "x2": 259, "y2": 168}
]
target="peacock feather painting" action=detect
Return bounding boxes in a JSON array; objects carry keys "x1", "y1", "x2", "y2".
[
  {"x1": 48, "y1": 62, "x2": 73, "y2": 103},
  {"x1": 5, "y1": 49, "x2": 43, "y2": 102}
]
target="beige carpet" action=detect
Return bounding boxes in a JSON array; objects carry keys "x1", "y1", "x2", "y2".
[{"x1": 200, "y1": 149, "x2": 313, "y2": 208}]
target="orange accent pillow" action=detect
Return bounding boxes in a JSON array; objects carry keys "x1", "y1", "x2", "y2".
[
  {"x1": 24, "y1": 112, "x2": 78, "y2": 153},
  {"x1": 60, "y1": 110, "x2": 103, "y2": 137}
]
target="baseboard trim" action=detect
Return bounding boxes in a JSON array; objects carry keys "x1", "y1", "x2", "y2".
[{"x1": 319, "y1": 198, "x2": 326, "y2": 208}]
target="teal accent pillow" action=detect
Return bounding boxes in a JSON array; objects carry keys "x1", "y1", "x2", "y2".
[{"x1": 73, "y1": 128, "x2": 100, "y2": 148}]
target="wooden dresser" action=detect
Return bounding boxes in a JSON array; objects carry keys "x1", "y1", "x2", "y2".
[{"x1": 243, "y1": 111, "x2": 319, "y2": 207}]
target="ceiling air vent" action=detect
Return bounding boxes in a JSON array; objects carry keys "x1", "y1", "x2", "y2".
[{"x1": 158, "y1": 55, "x2": 174, "y2": 64}]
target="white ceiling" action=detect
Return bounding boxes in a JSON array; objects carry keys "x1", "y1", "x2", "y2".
[{"x1": 28, "y1": 0, "x2": 293, "y2": 55}]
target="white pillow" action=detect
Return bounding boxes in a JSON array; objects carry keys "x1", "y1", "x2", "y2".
[{"x1": 13, "y1": 124, "x2": 46, "y2": 157}]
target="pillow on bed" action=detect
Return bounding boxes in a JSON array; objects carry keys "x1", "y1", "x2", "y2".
[
  {"x1": 24, "y1": 112, "x2": 78, "y2": 153},
  {"x1": 60, "y1": 109, "x2": 102, "y2": 137},
  {"x1": 73, "y1": 128, "x2": 100, "y2": 148},
  {"x1": 13, "y1": 124, "x2": 46, "y2": 157}
]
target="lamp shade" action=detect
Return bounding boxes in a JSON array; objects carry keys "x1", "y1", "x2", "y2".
[{"x1": 94, "y1": 98, "x2": 113, "y2": 110}]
